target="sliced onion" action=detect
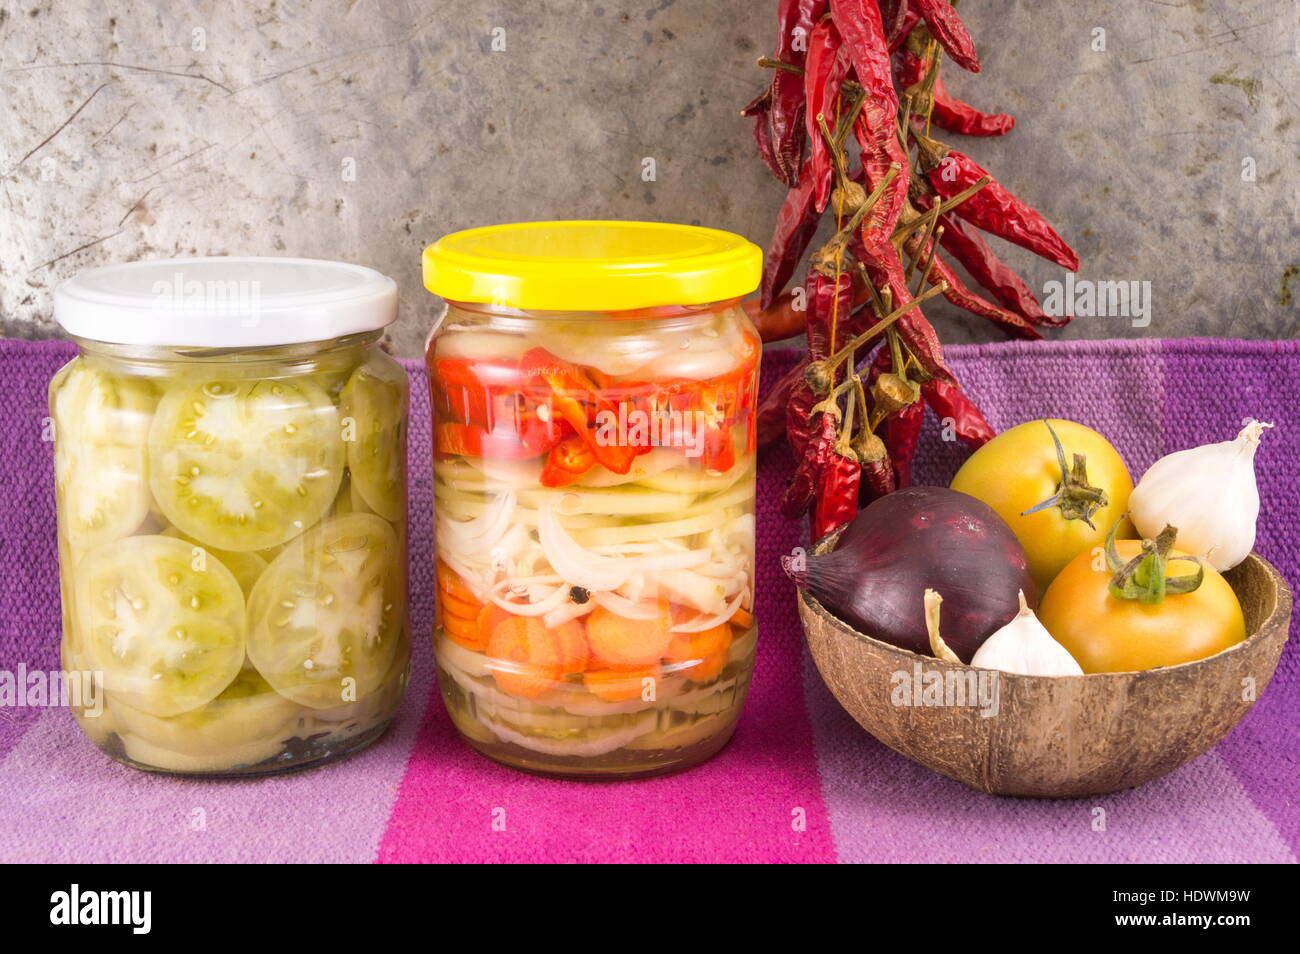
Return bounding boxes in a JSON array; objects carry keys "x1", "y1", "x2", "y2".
[
  {"x1": 543, "y1": 599, "x2": 596, "y2": 629},
  {"x1": 593, "y1": 591, "x2": 663, "y2": 620},
  {"x1": 538, "y1": 499, "x2": 639, "y2": 592},
  {"x1": 438, "y1": 551, "x2": 488, "y2": 601},
  {"x1": 488, "y1": 579, "x2": 571, "y2": 617},
  {"x1": 438, "y1": 489, "x2": 515, "y2": 552},
  {"x1": 670, "y1": 588, "x2": 748, "y2": 633}
]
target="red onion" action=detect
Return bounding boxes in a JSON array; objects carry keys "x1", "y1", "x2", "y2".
[{"x1": 784, "y1": 486, "x2": 1036, "y2": 662}]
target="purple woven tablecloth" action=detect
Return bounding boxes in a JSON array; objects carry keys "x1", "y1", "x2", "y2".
[{"x1": 0, "y1": 337, "x2": 1295, "y2": 863}]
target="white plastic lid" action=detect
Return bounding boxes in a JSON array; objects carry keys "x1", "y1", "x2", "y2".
[{"x1": 53, "y1": 257, "x2": 398, "y2": 347}]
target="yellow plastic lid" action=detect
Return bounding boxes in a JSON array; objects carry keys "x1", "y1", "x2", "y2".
[{"x1": 423, "y1": 220, "x2": 762, "y2": 312}]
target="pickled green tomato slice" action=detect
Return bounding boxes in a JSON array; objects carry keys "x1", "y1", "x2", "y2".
[
  {"x1": 111, "y1": 667, "x2": 299, "y2": 757},
  {"x1": 50, "y1": 359, "x2": 154, "y2": 554},
  {"x1": 160, "y1": 526, "x2": 267, "y2": 597},
  {"x1": 75, "y1": 535, "x2": 246, "y2": 717},
  {"x1": 340, "y1": 363, "x2": 407, "y2": 521},
  {"x1": 149, "y1": 378, "x2": 344, "y2": 552},
  {"x1": 246, "y1": 513, "x2": 403, "y2": 709}
]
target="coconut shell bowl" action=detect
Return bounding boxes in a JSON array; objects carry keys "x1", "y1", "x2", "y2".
[{"x1": 797, "y1": 537, "x2": 1292, "y2": 798}]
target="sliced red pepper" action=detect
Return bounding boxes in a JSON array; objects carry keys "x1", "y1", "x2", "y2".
[
  {"x1": 540, "y1": 434, "x2": 596, "y2": 487},
  {"x1": 519, "y1": 348, "x2": 638, "y2": 475},
  {"x1": 436, "y1": 422, "x2": 549, "y2": 460}
]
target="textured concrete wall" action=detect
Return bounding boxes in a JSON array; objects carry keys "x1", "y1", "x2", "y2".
[{"x1": 1, "y1": 0, "x2": 1296, "y2": 356}]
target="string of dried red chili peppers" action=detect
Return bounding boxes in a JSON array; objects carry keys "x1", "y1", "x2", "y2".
[{"x1": 744, "y1": 0, "x2": 1080, "y2": 540}]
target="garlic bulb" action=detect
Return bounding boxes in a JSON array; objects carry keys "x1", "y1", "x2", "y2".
[
  {"x1": 1129, "y1": 420, "x2": 1271, "y2": 571},
  {"x1": 969, "y1": 591, "x2": 1083, "y2": 676}
]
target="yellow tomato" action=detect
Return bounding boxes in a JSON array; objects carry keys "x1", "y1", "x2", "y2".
[
  {"x1": 951, "y1": 419, "x2": 1134, "y2": 593},
  {"x1": 1038, "y1": 540, "x2": 1247, "y2": 672}
]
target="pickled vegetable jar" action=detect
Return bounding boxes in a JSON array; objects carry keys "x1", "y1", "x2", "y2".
[
  {"x1": 51, "y1": 258, "x2": 410, "y2": 775},
  {"x1": 423, "y1": 221, "x2": 762, "y2": 778}
]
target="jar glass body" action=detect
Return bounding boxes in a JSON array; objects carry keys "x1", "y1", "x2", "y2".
[
  {"x1": 426, "y1": 300, "x2": 759, "y2": 778},
  {"x1": 52, "y1": 332, "x2": 410, "y2": 775}
]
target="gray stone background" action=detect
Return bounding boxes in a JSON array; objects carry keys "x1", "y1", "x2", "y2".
[{"x1": 1, "y1": 0, "x2": 1296, "y2": 356}]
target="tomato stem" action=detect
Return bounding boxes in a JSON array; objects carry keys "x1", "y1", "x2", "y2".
[
  {"x1": 1020, "y1": 420, "x2": 1109, "y2": 528},
  {"x1": 1104, "y1": 515, "x2": 1204, "y2": 604}
]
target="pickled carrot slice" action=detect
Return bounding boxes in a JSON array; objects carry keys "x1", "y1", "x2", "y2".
[
  {"x1": 665, "y1": 623, "x2": 733, "y2": 682},
  {"x1": 730, "y1": 606, "x2": 755, "y2": 630},
  {"x1": 443, "y1": 610, "x2": 485, "y2": 650},
  {"x1": 583, "y1": 665, "x2": 661, "y2": 703},
  {"x1": 440, "y1": 589, "x2": 482, "y2": 622},
  {"x1": 486, "y1": 616, "x2": 563, "y2": 699},
  {"x1": 586, "y1": 603, "x2": 672, "y2": 668},
  {"x1": 475, "y1": 603, "x2": 512, "y2": 653},
  {"x1": 436, "y1": 559, "x2": 478, "y2": 606},
  {"x1": 553, "y1": 620, "x2": 590, "y2": 675}
]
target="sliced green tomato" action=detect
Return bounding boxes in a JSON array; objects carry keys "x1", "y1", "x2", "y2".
[
  {"x1": 149, "y1": 377, "x2": 344, "y2": 552},
  {"x1": 75, "y1": 535, "x2": 247, "y2": 717},
  {"x1": 50, "y1": 359, "x2": 154, "y2": 553},
  {"x1": 340, "y1": 363, "x2": 407, "y2": 521},
  {"x1": 160, "y1": 526, "x2": 268, "y2": 597},
  {"x1": 110, "y1": 667, "x2": 299, "y2": 757},
  {"x1": 247, "y1": 513, "x2": 404, "y2": 709},
  {"x1": 121, "y1": 730, "x2": 288, "y2": 773}
]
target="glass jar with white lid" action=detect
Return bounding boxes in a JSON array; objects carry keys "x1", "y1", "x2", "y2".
[{"x1": 51, "y1": 257, "x2": 409, "y2": 775}]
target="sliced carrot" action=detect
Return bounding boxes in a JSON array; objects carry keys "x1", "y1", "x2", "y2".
[
  {"x1": 486, "y1": 616, "x2": 563, "y2": 699},
  {"x1": 583, "y1": 665, "x2": 661, "y2": 703},
  {"x1": 474, "y1": 603, "x2": 512, "y2": 653},
  {"x1": 586, "y1": 603, "x2": 672, "y2": 668},
  {"x1": 553, "y1": 619, "x2": 590, "y2": 674},
  {"x1": 730, "y1": 606, "x2": 755, "y2": 630},
  {"x1": 435, "y1": 559, "x2": 478, "y2": 606},
  {"x1": 439, "y1": 589, "x2": 482, "y2": 622},
  {"x1": 665, "y1": 623, "x2": 733, "y2": 682},
  {"x1": 442, "y1": 610, "x2": 485, "y2": 650}
]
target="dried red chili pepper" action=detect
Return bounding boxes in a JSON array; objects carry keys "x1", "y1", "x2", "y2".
[
  {"x1": 884, "y1": 399, "x2": 924, "y2": 487},
  {"x1": 912, "y1": 0, "x2": 980, "y2": 73},
  {"x1": 905, "y1": 231, "x2": 1042, "y2": 339},
  {"x1": 882, "y1": 0, "x2": 919, "y2": 51},
  {"x1": 856, "y1": 245, "x2": 957, "y2": 386},
  {"x1": 757, "y1": 358, "x2": 804, "y2": 450},
  {"x1": 922, "y1": 378, "x2": 995, "y2": 449},
  {"x1": 830, "y1": 0, "x2": 896, "y2": 114},
  {"x1": 897, "y1": 48, "x2": 1014, "y2": 137},
  {"x1": 923, "y1": 144, "x2": 1081, "y2": 271},
  {"x1": 761, "y1": 159, "x2": 820, "y2": 308},
  {"x1": 783, "y1": 410, "x2": 838, "y2": 519},
  {"x1": 937, "y1": 213, "x2": 1068, "y2": 327},
  {"x1": 857, "y1": 434, "x2": 896, "y2": 501},
  {"x1": 741, "y1": 87, "x2": 785, "y2": 185},
  {"x1": 804, "y1": 18, "x2": 852, "y2": 212},
  {"x1": 805, "y1": 268, "x2": 855, "y2": 359},
  {"x1": 813, "y1": 448, "x2": 862, "y2": 538},
  {"x1": 852, "y1": 108, "x2": 909, "y2": 254},
  {"x1": 765, "y1": 0, "x2": 832, "y2": 187},
  {"x1": 932, "y1": 76, "x2": 1015, "y2": 136}
]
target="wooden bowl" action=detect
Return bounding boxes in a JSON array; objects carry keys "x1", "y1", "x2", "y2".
[{"x1": 798, "y1": 545, "x2": 1292, "y2": 798}]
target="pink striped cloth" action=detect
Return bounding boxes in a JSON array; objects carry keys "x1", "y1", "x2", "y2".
[{"x1": 0, "y1": 338, "x2": 1294, "y2": 863}]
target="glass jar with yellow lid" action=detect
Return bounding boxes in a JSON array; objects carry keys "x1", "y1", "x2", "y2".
[
  {"x1": 423, "y1": 221, "x2": 762, "y2": 779},
  {"x1": 51, "y1": 257, "x2": 410, "y2": 775}
]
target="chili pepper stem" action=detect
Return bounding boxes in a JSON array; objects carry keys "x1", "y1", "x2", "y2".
[
  {"x1": 914, "y1": 225, "x2": 944, "y2": 297},
  {"x1": 757, "y1": 56, "x2": 804, "y2": 75},
  {"x1": 891, "y1": 175, "x2": 991, "y2": 244},
  {"x1": 827, "y1": 280, "x2": 948, "y2": 368}
]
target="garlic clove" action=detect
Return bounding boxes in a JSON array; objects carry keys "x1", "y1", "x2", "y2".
[
  {"x1": 1129, "y1": 421, "x2": 1271, "y2": 571},
  {"x1": 970, "y1": 590, "x2": 1084, "y2": 676}
]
